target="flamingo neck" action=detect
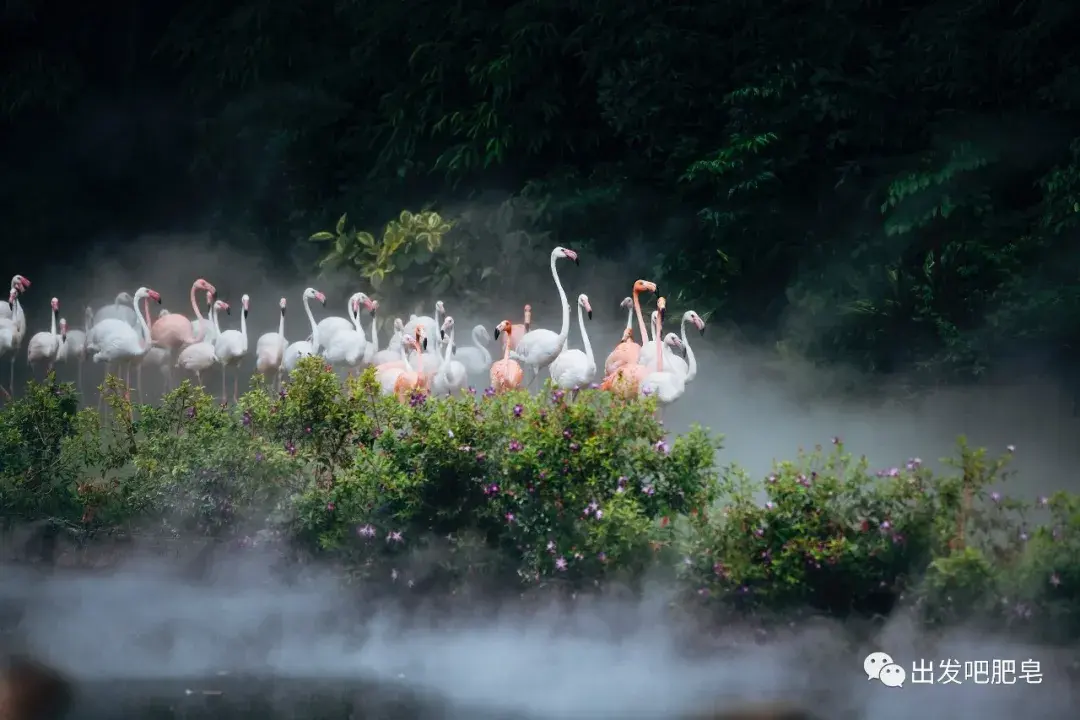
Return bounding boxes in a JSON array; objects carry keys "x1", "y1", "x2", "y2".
[
  {"x1": 681, "y1": 313, "x2": 698, "y2": 382},
  {"x1": 133, "y1": 294, "x2": 152, "y2": 353},
  {"x1": 49, "y1": 307, "x2": 57, "y2": 337},
  {"x1": 240, "y1": 305, "x2": 248, "y2": 349},
  {"x1": 633, "y1": 290, "x2": 648, "y2": 345},
  {"x1": 654, "y1": 314, "x2": 663, "y2": 371},
  {"x1": 578, "y1": 303, "x2": 595, "y2": 371},
  {"x1": 473, "y1": 327, "x2": 492, "y2": 365},
  {"x1": 625, "y1": 306, "x2": 634, "y2": 331},
  {"x1": 277, "y1": 308, "x2": 286, "y2": 339},
  {"x1": 303, "y1": 295, "x2": 319, "y2": 348},
  {"x1": 551, "y1": 252, "x2": 571, "y2": 346},
  {"x1": 369, "y1": 314, "x2": 378, "y2": 352},
  {"x1": 190, "y1": 284, "x2": 207, "y2": 342}
]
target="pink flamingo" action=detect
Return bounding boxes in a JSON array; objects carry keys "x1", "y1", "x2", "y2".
[
  {"x1": 490, "y1": 320, "x2": 524, "y2": 393},
  {"x1": 603, "y1": 279, "x2": 656, "y2": 375},
  {"x1": 150, "y1": 278, "x2": 216, "y2": 352}
]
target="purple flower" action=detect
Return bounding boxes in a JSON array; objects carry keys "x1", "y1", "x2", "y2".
[
  {"x1": 569, "y1": 442, "x2": 580, "y2": 452},
  {"x1": 241, "y1": 411, "x2": 251, "y2": 426},
  {"x1": 279, "y1": 388, "x2": 287, "y2": 399},
  {"x1": 642, "y1": 483, "x2": 655, "y2": 496},
  {"x1": 597, "y1": 551, "x2": 607, "y2": 561},
  {"x1": 409, "y1": 391, "x2": 426, "y2": 407},
  {"x1": 466, "y1": 386, "x2": 476, "y2": 395},
  {"x1": 484, "y1": 483, "x2": 499, "y2": 496},
  {"x1": 513, "y1": 404, "x2": 523, "y2": 417},
  {"x1": 509, "y1": 439, "x2": 523, "y2": 452},
  {"x1": 589, "y1": 383, "x2": 599, "y2": 390},
  {"x1": 1006, "y1": 444, "x2": 1016, "y2": 453},
  {"x1": 326, "y1": 502, "x2": 335, "y2": 511},
  {"x1": 555, "y1": 556, "x2": 567, "y2": 571},
  {"x1": 584, "y1": 501, "x2": 599, "y2": 516},
  {"x1": 185, "y1": 406, "x2": 196, "y2": 419},
  {"x1": 305, "y1": 426, "x2": 312, "y2": 434},
  {"x1": 906, "y1": 457, "x2": 922, "y2": 470},
  {"x1": 552, "y1": 390, "x2": 565, "y2": 402},
  {"x1": 991, "y1": 491, "x2": 1002, "y2": 503},
  {"x1": 563, "y1": 429, "x2": 573, "y2": 440},
  {"x1": 546, "y1": 540, "x2": 556, "y2": 553},
  {"x1": 357, "y1": 524, "x2": 376, "y2": 538},
  {"x1": 616, "y1": 476, "x2": 627, "y2": 493},
  {"x1": 1038, "y1": 496, "x2": 1049, "y2": 508},
  {"x1": 254, "y1": 452, "x2": 264, "y2": 463},
  {"x1": 831, "y1": 436, "x2": 841, "y2": 445},
  {"x1": 476, "y1": 451, "x2": 486, "y2": 462},
  {"x1": 285, "y1": 441, "x2": 296, "y2": 456},
  {"x1": 386, "y1": 530, "x2": 404, "y2": 543},
  {"x1": 655, "y1": 440, "x2": 669, "y2": 454},
  {"x1": 483, "y1": 387, "x2": 496, "y2": 398},
  {"x1": 1019, "y1": 530, "x2": 1029, "y2": 541},
  {"x1": 754, "y1": 527, "x2": 764, "y2": 537},
  {"x1": 880, "y1": 520, "x2": 891, "y2": 530},
  {"x1": 506, "y1": 512, "x2": 515, "y2": 523}
]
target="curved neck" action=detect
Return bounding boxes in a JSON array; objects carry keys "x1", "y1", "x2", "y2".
[
  {"x1": 625, "y1": 305, "x2": 633, "y2": 331},
  {"x1": 502, "y1": 331, "x2": 512, "y2": 362},
  {"x1": 551, "y1": 253, "x2": 571, "y2": 344},
  {"x1": 578, "y1": 303, "x2": 595, "y2": 369},
  {"x1": 681, "y1": 313, "x2": 698, "y2": 382},
  {"x1": 303, "y1": 294, "x2": 319, "y2": 347},
  {"x1": 399, "y1": 340, "x2": 413, "y2": 372},
  {"x1": 348, "y1": 295, "x2": 362, "y2": 330},
  {"x1": 654, "y1": 314, "x2": 663, "y2": 371},
  {"x1": 369, "y1": 314, "x2": 378, "y2": 352},
  {"x1": 85, "y1": 307, "x2": 93, "y2": 331},
  {"x1": 277, "y1": 308, "x2": 286, "y2": 339},
  {"x1": 438, "y1": 328, "x2": 455, "y2": 378},
  {"x1": 190, "y1": 283, "x2": 207, "y2": 342},
  {"x1": 49, "y1": 307, "x2": 57, "y2": 336},
  {"x1": 240, "y1": 306, "x2": 248, "y2": 347},
  {"x1": 632, "y1": 289, "x2": 648, "y2": 344},
  {"x1": 472, "y1": 327, "x2": 492, "y2": 365},
  {"x1": 133, "y1": 295, "x2": 152, "y2": 352}
]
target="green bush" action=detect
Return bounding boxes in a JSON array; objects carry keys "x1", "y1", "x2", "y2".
[{"x1": 2, "y1": 361, "x2": 1079, "y2": 641}]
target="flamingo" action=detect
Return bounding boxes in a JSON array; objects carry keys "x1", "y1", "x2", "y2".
[
  {"x1": 361, "y1": 300, "x2": 381, "y2": 366},
  {"x1": 91, "y1": 287, "x2": 161, "y2": 399},
  {"x1": 639, "y1": 305, "x2": 685, "y2": 406},
  {"x1": 325, "y1": 293, "x2": 372, "y2": 376},
  {"x1": 151, "y1": 278, "x2": 217, "y2": 352},
  {"x1": 432, "y1": 316, "x2": 468, "y2": 395},
  {"x1": 375, "y1": 335, "x2": 417, "y2": 396},
  {"x1": 650, "y1": 333, "x2": 688, "y2": 378},
  {"x1": 92, "y1": 291, "x2": 137, "y2": 330},
  {"x1": 403, "y1": 300, "x2": 445, "y2": 356},
  {"x1": 374, "y1": 324, "x2": 430, "y2": 374},
  {"x1": 637, "y1": 296, "x2": 678, "y2": 369},
  {"x1": 27, "y1": 297, "x2": 66, "y2": 379},
  {"x1": 1, "y1": 278, "x2": 30, "y2": 397},
  {"x1": 549, "y1": 294, "x2": 596, "y2": 391},
  {"x1": 617, "y1": 296, "x2": 633, "y2": 340},
  {"x1": 256, "y1": 298, "x2": 288, "y2": 391},
  {"x1": 490, "y1": 320, "x2": 524, "y2": 392},
  {"x1": 189, "y1": 291, "x2": 219, "y2": 346},
  {"x1": 508, "y1": 246, "x2": 578, "y2": 385},
  {"x1": 56, "y1": 306, "x2": 91, "y2": 390},
  {"x1": 216, "y1": 293, "x2": 251, "y2": 403},
  {"x1": 370, "y1": 318, "x2": 406, "y2": 366},
  {"x1": 603, "y1": 280, "x2": 656, "y2": 375},
  {"x1": 0, "y1": 275, "x2": 29, "y2": 325},
  {"x1": 176, "y1": 299, "x2": 226, "y2": 387},
  {"x1": 454, "y1": 324, "x2": 493, "y2": 375},
  {"x1": 0, "y1": 289, "x2": 17, "y2": 397},
  {"x1": 642, "y1": 311, "x2": 705, "y2": 380},
  {"x1": 393, "y1": 327, "x2": 429, "y2": 402},
  {"x1": 283, "y1": 288, "x2": 326, "y2": 375},
  {"x1": 506, "y1": 304, "x2": 531, "y2": 352},
  {"x1": 314, "y1": 292, "x2": 369, "y2": 355}
]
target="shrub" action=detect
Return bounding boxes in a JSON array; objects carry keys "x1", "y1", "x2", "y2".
[{"x1": 3, "y1": 360, "x2": 1080, "y2": 641}]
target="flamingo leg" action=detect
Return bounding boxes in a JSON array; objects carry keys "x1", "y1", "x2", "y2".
[
  {"x1": 9, "y1": 356, "x2": 15, "y2": 398},
  {"x1": 233, "y1": 372, "x2": 239, "y2": 404},
  {"x1": 77, "y1": 360, "x2": 83, "y2": 396},
  {"x1": 221, "y1": 369, "x2": 227, "y2": 404}
]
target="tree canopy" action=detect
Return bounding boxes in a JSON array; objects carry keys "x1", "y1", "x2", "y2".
[{"x1": 4, "y1": 0, "x2": 1080, "y2": 382}]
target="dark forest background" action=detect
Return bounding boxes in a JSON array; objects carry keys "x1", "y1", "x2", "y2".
[{"x1": 4, "y1": 0, "x2": 1080, "y2": 389}]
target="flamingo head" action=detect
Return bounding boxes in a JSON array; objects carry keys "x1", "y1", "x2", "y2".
[
  {"x1": 368, "y1": 298, "x2": 380, "y2": 316},
  {"x1": 440, "y1": 315, "x2": 455, "y2": 340},
  {"x1": 633, "y1": 279, "x2": 658, "y2": 295},
  {"x1": 204, "y1": 290, "x2": 214, "y2": 308},
  {"x1": 554, "y1": 247, "x2": 579, "y2": 265},
  {"x1": 657, "y1": 296, "x2": 667, "y2": 324},
  {"x1": 59, "y1": 318, "x2": 68, "y2": 341},
  {"x1": 414, "y1": 325, "x2": 428, "y2": 352},
  {"x1": 304, "y1": 288, "x2": 326, "y2": 305},
  {"x1": 241, "y1": 294, "x2": 250, "y2": 315},
  {"x1": 663, "y1": 332, "x2": 684, "y2": 353},
  {"x1": 138, "y1": 288, "x2": 162, "y2": 304},
  {"x1": 353, "y1": 292, "x2": 375, "y2": 315},
  {"x1": 619, "y1": 327, "x2": 634, "y2": 344},
  {"x1": 393, "y1": 317, "x2": 405, "y2": 333},
  {"x1": 435, "y1": 300, "x2": 446, "y2": 315},
  {"x1": 494, "y1": 319, "x2": 513, "y2": 340},
  {"x1": 216, "y1": 300, "x2": 231, "y2": 315},
  {"x1": 116, "y1": 291, "x2": 134, "y2": 305},
  {"x1": 279, "y1": 297, "x2": 287, "y2": 313},
  {"x1": 50, "y1": 297, "x2": 59, "y2": 312},
  {"x1": 619, "y1": 296, "x2": 633, "y2": 310},
  {"x1": 523, "y1": 304, "x2": 532, "y2": 328},
  {"x1": 12, "y1": 275, "x2": 30, "y2": 292},
  {"x1": 685, "y1": 310, "x2": 705, "y2": 336},
  {"x1": 194, "y1": 279, "x2": 217, "y2": 298},
  {"x1": 578, "y1": 294, "x2": 592, "y2": 320}
]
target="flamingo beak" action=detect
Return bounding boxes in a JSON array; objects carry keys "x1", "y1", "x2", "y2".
[
  {"x1": 452, "y1": 344, "x2": 457, "y2": 356},
  {"x1": 440, "y1": 329, "x2": 446, "y2": 340},
  {"x1": 422, "y1": 337, "x2": 428, "y2": 351},
  {"x1": 226, "y1": 305, "x2": 231, "y2": 315},
  {"x1": 494, "y1": 327, "x2": 501, "y2": 340},
  {"x1": 700, "y1": 325, "x2": 705, "y2": 336}
]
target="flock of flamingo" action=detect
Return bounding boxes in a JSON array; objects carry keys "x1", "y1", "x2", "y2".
[{"x1": 0, "y1": 247, "x2": 706, "y2": 408}]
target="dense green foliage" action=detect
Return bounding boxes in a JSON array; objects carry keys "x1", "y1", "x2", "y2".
[
  {"x1": 2, "y1": 366, "x2": 1078, "y2": 640},
  {"x1": 5, "y1": 1, "x2": 1080, "y2": 382}
]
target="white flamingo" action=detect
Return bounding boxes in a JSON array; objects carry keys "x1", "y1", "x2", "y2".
[
  {"x1": 176, "y1": 300, "x2": 226, "y2": 387},
  {"x1": 361, "y1": 300, "x2": 381, "y2": 366},
  {"x1": 3, "y1": 279, "x2": 29, "y2": 396},
  {"x1": 314, "y1": 292, "x2": 368, "y2": 355},
  {"x1": 216, "y1": 294, "x2": 250, "y2": 403},
  {"x1": 639, "y1": 309, "x2": 685, "y2": 405},
  {"x1": 56, "y1": 306, "x2": 91, "y2": 389},
  {"x1": 256, "y1": 298, "x2": 288, "y2": 391},
  {"x1": 403, "y1": 300, "x2": 445, "y2": 356},
  {"x1": 27, "y1": 297, "x2": 66, "y2": 379},
  {"x1": 549, "y1": 293, "x2": 596, "y2": 391},
  {"x1": 0, "y1": 275, "x2": 29, "y2": 325},
  {"x1": 92, "y1": 291, "x2": 137, "y2": 329},
  {"x1": 0, "y1": 289, "x2": 17, "y2": 396},
  {"x1": 91, "y1": 287, "x2": 161, "y2": 399},
  {"x1": 283, "y1": 288, "x2": 326, "y2": 374},
  {"x1": 508, "y1": 246, "x2": 578, "y2": 385},
  {"x1": 454, "y1": 324, "x2": 493, "y2": 375},
  {"x1": 432, "y1": 316, "x2": 468, "y2": 395},
  {"x1": 189, "y1": 291, "x2": 219, "y2": 345},
  {"x1": 370, "y1": 318, "x2": 405, "y2": 366},
  {"x1": 643, "y1": 311, "x2": 704, "y2": 380},
  {"x1": 325, "y1": 293, "x2": 372, "y2": 376}
]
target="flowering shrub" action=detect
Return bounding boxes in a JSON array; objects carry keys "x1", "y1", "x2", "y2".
[{"x1": 3, "y1": 363, "x2": 1080, "y2": 640}]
